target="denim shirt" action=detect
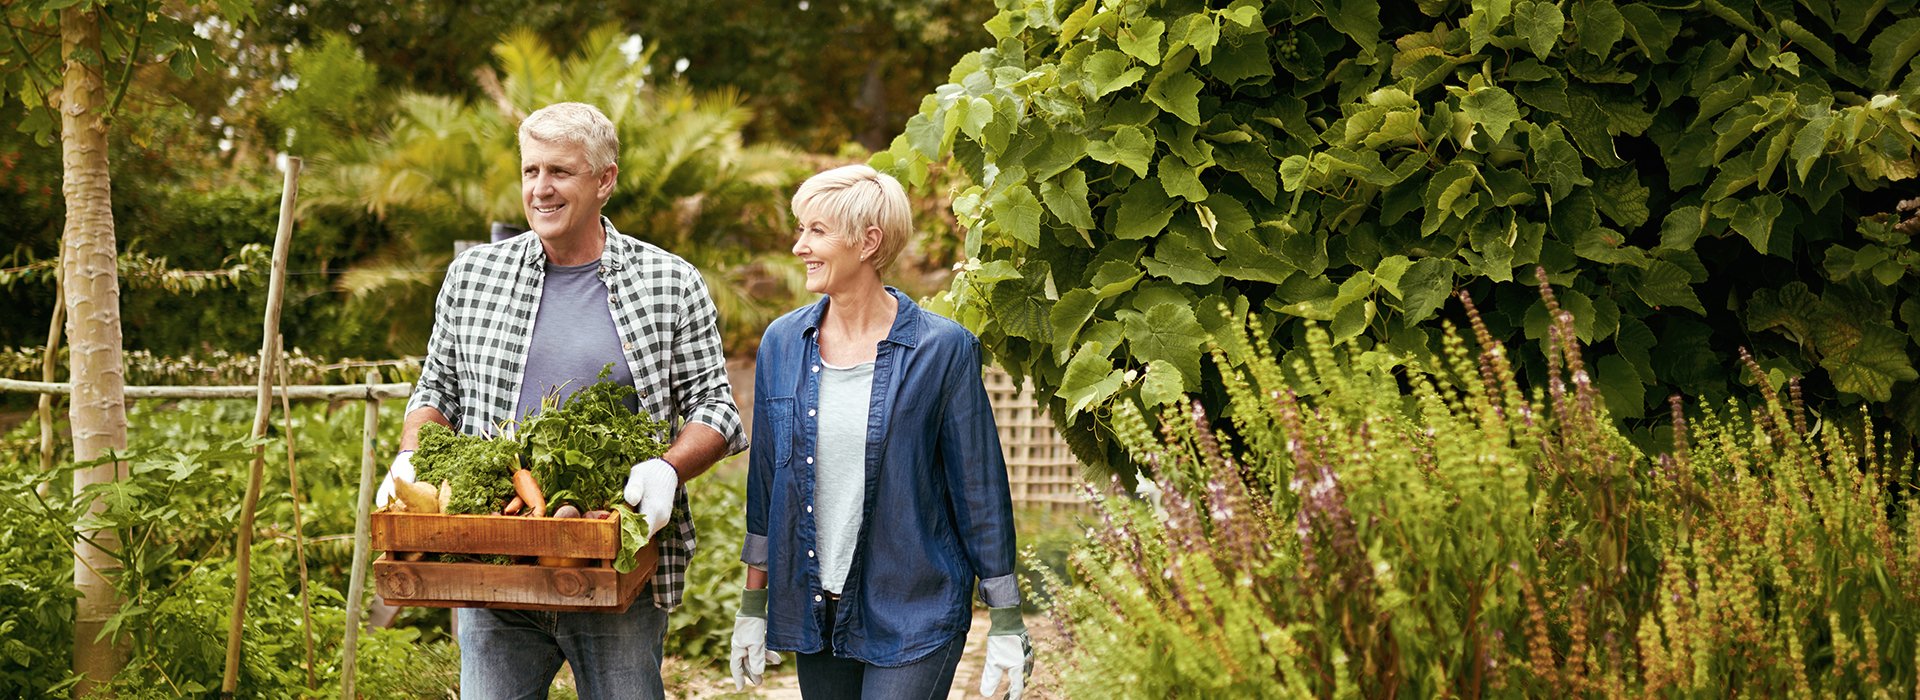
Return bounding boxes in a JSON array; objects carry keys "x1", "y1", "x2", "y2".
[{"x1": 742, "y1": 288, "x2": 1020, "y2": 666}]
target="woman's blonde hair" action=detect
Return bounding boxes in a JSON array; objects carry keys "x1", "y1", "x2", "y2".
[
  {"x1": 518, "y1": 102, "x2": 619, "y2": 174},
  {"x1": 791, "y1": 164, "x2": 912, "y2": 273}
]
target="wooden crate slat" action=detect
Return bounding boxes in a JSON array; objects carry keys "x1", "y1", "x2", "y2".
[
  {"x1": 371, "y1": 512, "x2": 618, "y2": 558},
  {"x1": 374, "y1": 542, "x2": 658, "y2": 613}
]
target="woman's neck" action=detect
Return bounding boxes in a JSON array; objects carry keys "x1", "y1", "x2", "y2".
[{"x1": 819, "y1": 283, "x2": 897, "y2": 366}]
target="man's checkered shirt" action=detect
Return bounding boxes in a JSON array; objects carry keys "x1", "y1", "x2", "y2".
[{"x1": 407, "y1": 217, "x2": 747, "y2": 610}]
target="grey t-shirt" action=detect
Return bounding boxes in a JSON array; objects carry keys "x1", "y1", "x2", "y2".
[
  {"x1": 815, "y1": 359, "x2": 875, "y2": 594},
  {"x1": 514, "y1": 259, "x2": 636, "y2": 421}
]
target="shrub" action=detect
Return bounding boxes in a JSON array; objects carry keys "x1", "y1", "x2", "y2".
[
  {"x1": 1042, "y1": 286, "x2": 1920, "y2": 696},
  {"x1": 877, "y1": 0, "x2": 1920, "y2": 476}
]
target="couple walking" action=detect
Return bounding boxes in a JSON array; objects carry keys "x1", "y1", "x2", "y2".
[{"x1": 375, "y1": 102, "x2": 1032, "y2": 699}]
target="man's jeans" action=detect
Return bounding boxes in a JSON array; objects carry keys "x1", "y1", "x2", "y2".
[
  {"x1": 457, "y1": 600, "x2": 668, "y2": 700},
  {"x1": 794, "y1": 599, "x2": 967, "y2": 699}
]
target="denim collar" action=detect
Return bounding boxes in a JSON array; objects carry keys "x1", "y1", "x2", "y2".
[{"x1": 799, "y1": 287, "x2": 921, "y2": 349}]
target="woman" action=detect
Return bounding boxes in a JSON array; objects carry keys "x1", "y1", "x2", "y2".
[{"x1": 730, "y1": 164, "x2": 1032, "y2": 699}]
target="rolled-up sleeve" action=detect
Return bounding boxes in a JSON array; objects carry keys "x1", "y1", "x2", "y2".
[
  {"x1": 938, "y1": 337, "x2": 1021, "y2": 609},
  {"x1": 672, "y1": 268, "x2": 746, "y2": 454},
  {"x1": 407, "y1": 261, "x2": 464, "y2": 430}
]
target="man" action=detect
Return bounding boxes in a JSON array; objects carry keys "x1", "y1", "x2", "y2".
[{"x1": 377, "y1": 101, "x2": 745, "y2": 699}]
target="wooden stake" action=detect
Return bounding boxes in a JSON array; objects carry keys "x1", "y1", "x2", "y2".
[
  {"x1": 38, "y1": 258, "x2": 64, "y2": 476},
  {"x1": 342, "y1": 369, "x2": 382, "y2": 699},
  {"x1": 223, "y1": 156, "x2": 301, "y2": 696},
  {"x1": 277, "y1": 335, "x2": 317, "y2": 690}
]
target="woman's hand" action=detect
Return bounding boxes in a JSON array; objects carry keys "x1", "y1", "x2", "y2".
[
  {"x1": 978, "y1": 607, "x2": 1032, "y2": 699},
  {"x1": 730, "y1": 588, "x2": 782, "y2": 689}
]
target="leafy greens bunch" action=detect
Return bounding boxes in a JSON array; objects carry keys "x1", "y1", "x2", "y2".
[
  {"x1": 517, "y1": 371, "x2": 670, "y2": 512},
  {"x1": 411, "y1": 423, "x2": 519, "y2": 515}
]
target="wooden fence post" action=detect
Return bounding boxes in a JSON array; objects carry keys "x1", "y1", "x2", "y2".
[{"x1": 341, "y1": 369, "x2": 382, "y2": 699}]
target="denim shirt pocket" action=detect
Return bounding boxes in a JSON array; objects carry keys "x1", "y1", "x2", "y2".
[{"x1": 762, "y1": 396, "x2": 795, "y2": 470}]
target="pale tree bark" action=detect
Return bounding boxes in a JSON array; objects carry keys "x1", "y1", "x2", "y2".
[{"x1": 61, "y1": 7, "x2": 129, "y2": 696}]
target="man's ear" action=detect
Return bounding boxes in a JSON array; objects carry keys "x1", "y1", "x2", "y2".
[{"x1": 597, "y1": 164, "x2": 620, "y2": 201}]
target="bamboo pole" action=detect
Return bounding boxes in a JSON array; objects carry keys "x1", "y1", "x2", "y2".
[
  {"x1": 223, "y1": 156, "x2": 301, "y2": 696},
  {"x1": 38, "y1": 258, "x2": 64, "y2": 475},
  {"x1": 276, "y1": 335, "x2": 317, "y2": 690},
  {"x1": 0, "y1": 378, "x2": 413, "y2": 401},
  {"x1": 341, "y1": 369, "x2": 381, "y2": 699}
]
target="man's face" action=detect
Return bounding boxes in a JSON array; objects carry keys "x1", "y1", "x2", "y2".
[{"x1": 520, "y1": 138, "x2": 616, "y2": 244}]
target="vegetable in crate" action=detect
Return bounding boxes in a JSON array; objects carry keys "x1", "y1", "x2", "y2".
[
  {"x1": 517, "y1": 370, "x2": 669, "y2": 513},
  {"x1": 410, "y1": 422, "x2": 520, "y2": 515}
]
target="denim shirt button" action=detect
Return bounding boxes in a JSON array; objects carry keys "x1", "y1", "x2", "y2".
[
  {"x1": 808, "y1": 549, "x2": 815, "y2": 558},
  {"x1": 806, "y1": 456, "x2": 814, "y2": 465},
  {"x1": 806, "y1": 505, "x2": 813, "y2": 513},
  {"x1": 814, "y1": 594, "x2": 823, "y2": 602},
  {"x1": 808, "y1": 409, "x2": 816, "y2": 417},
  {"x1": 811, "y1": 365, "x2": 820, "y2": 373}
]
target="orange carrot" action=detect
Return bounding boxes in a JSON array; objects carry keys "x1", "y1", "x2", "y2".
[
  {"x1": 511, "y1": 469, "x2": 546, "y2": 517},
  {"x1": 503, "y1": 495, "x2": 524, "y2": 515}
]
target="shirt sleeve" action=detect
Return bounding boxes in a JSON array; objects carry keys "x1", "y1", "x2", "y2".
[
  {"x1": 741, "y1": 336, "x2": 776, "y2": 568},
  {"x1": 937, "y1": 335, "x2": 1021, "y2": 609},
  {"x1": 672, "y1": 266, "x2": 746, "y2": 454},
  {"x1": 407, "y1": 258, "x2": 464, "y2": 430}
]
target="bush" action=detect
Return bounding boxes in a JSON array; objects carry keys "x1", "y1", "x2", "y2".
[
  {"x1": 1042, "y1": 287, "x2": 1920, "y2": 696},
  {"x1": 879, "y1": 0, "x2": 1920, "y2": 476}
]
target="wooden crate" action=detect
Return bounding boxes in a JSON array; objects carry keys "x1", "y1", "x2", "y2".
[
  {"x1": 371, "y1": 512, "x2": 657, "y2": 612},
  {"x1": 983, "y1": 366, "x2": 1086, "y2": 511}
]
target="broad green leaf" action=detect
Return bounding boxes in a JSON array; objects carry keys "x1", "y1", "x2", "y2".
[
  {"x1": 1086, "y1": 125, "x2": 1155, "y2": 177},
  {"x1": 1049, "y1": 289, "x2": 1100, "y2": 348},
  {"x1": 1204, "y1": 193, "x2": 1254, "y2": 239},
  {"x1": 1139, "y1": 359, "x2": 1186, "y2": 408},
  {"x1": 1466, "y1": 0, "x2": 1513, "y2": 53},
  {"x1": 1421, "y1": 163, "x2": 1477, "y2": 236},
  {"x1": 988, "y1": 184, "x2": 1043, "y2": 246},
  {"x1": 1779, "y1": 20, "x2": 1839, "y2": 71},
  {"x1": 959, "y1": 97, "x2": 994, "y2": 141},
  {"x1": 1113, "y1": 179, "x2": 1181, "y2": 240},
  {"x1": 1657, "y1": 206, "x2": 1705, "y2": 251},
  {"x1": 1327, "y1": 0, "x2": 1382, "y2": 45},
  {"x1": 1209, "y1": 28, "x2": 1275, "y2": 84},
  {"x1": 1574, "y1": 0, "x2": 1625, "y2": 57},
  {"x1": 1144, "y1": 235, "x2": 1221, "y2": 285},
  {"x1": 1595, "y1": 355, "x2": 1646, "y2": 417},
  {"x1": 1791, "y1": 114, "x2": 1832, "y2": 182},
  {"x1": 1460, "y1": 85, "x2": 1521, "y2": 141},
  {"x1": 904, "y1": 112, "x2": 943, "y2": 160},
  {"x1": 988, "y1": 263, "x2": 1053, "y2": 340},
  {"x1": 1593, "y1": 167, "x2": 1650, "y2": 228},
  {"x1": 1086, "y1": 50, "x2": 1146, "y2": 97},
  {"x1": 1159, "y1": 158, "x2": 1208, "y2": 201},
  {"x1": 1061, "y1": 341, "x2": 1125, "y2": 416},
  {"x1": 1090, "y1": 261, "x2": 1147, "y2": 300},
  {"x1": 1118, "y1": 18, "x2": 1166, "y2": 65},
  {"x1": 1374, "y1": 255, "x2": 1413, "y2": 297},
  {"x1": 1562, "y1": 95, "x2": 1625, "y2": 167},
  {"x1": 1513, "y1": 1, "x2": 1565, "y2": 59},
  {"x1": 1125, "y1": 302, "x2": 1207, "y2": 385},
  {"x1": 1869, "y1": 18, "x2": 1920, "y2": 89},
  {"x1": 1147, "y1": 68, "x2": 1205, "y2": 125},
  {"x1": 1628, "y1": 259, "x2": 1704, "y2": 314},
  {"x1": 1533, "y1": 127, "x2": 1590, "y2": 200},
  {"x1": 1395, "y1": 258, "x2": 1454, "y2": 322},
  {"x1": 1820, "y1": 322, "x2": 1920, "y2": 402},
  {"x1": 1619, "y1": 4, "x2": 1677, "y2": 62},
  {"x1": 1223, "y1": 1, "x2": 1261, "y2": 27},
  {"x1": 1730, "y1": 194, "x2": 1784, "y2": 255},
  {"x1": 1040, "y1": 170, "x2": 1097, "y2": 230}
]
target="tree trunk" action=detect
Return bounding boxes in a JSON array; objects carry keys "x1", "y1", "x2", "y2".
[{"x1": 61, "y1": 7, "x2": 128, "y2": 696}]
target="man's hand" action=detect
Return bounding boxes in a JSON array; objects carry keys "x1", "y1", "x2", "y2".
[
  {"x1": 978, "y1": 607, "x2": 1032, "y2": 699},
  {"x1": 374, "y1": 451, "x2": 415, "y2": 508},
  {"x1": 730, "y1": 588, "x2": 781, "y2": 690},
  {"x1": 623, "y1": 458, "x2": 679, "y2": 536}
]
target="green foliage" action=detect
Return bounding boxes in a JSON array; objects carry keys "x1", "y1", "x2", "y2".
[
  {"x1": 881, "y1": 0, "x2": 1920, "y2": 475},
  {"x1": 1044, "y1": 294, "x2": 1920, "y2": 696},
  {"x1": 518, "y1": 371, "x2": 669, "y2": 513},
  {"x1": 412, "y1": 423, "x2": 520, "y2": 515},
  {"x1": 665, "y1": 463, "x2": 749, "y2": 664}
]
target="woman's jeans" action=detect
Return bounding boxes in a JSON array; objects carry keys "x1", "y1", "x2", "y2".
[
  {"x1": 795, "y1": 598, "x2": 968, "y2": 699},
  {"x1": 457, "y1": 600, "x2": 668, "y2": 700}
]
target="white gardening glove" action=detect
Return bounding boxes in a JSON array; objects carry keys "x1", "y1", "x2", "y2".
[
  {"x1": 978, "y1": 607, "x2": 1032, "y2": 699},
  {"x1": 623, "y1": 457, "x2": 680, "y2": 536},
  {"x1": 374, "y1": 450, "x2": 415, "y2": 508},
  {"x1": 730, "y1": 588, "x2": 783, "y2": 690}
]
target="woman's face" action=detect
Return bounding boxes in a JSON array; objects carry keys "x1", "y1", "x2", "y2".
[{"x1": 792, "y1": 212, "x2": 872, "y2": 296}]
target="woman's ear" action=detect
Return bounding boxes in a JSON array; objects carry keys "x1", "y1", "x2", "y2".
[{"x1": 862, "y1": 225, "x2": 884, "y2": 263}]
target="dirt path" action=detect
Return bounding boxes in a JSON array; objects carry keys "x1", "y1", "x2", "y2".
[{"x1": 670, "y1": 609, "x2": 1064, "y2": 699}]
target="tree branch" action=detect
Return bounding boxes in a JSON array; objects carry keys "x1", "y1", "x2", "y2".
[
  {"x1": 2, "y1": 19, "x2": 58, "y2": 99},
  {"x1": 105, "y1": 0, "x2": 152, "y2": 118}
]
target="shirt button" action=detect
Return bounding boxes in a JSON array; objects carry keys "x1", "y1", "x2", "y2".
[
  {"x1": 814, "y1": 595, "x2": 823, "y2": 602},
  {"x1": 808, "y1": 549, "x2": 815, "y2": 558},
  {"x1": 806, "y1": 456, "x2": 814, "y2": 465},
  {"x1": 806, "y1": 505, "x2": 813, "y2": 513},
  {"x1": 811, "y1": 365, "x2": 820, "y2": 373},
  {"x1": 808, "y1": 409, "x2": 816, "y2": 417}
]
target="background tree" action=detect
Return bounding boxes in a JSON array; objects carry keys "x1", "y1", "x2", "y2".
[
  {"x1": 2, "y1": 0, "x2": 254, "y2": 692},
  {"x1": 880, "y1": 0, "x2": 1920, "y2": 476}
]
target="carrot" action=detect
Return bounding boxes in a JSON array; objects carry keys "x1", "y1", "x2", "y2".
[
  {"x1": 510, "y1": 469, "x2": 546, "y2": 518},
  {"x1": 503, "y1": 496, "x2": 524, "y2": 515}
]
